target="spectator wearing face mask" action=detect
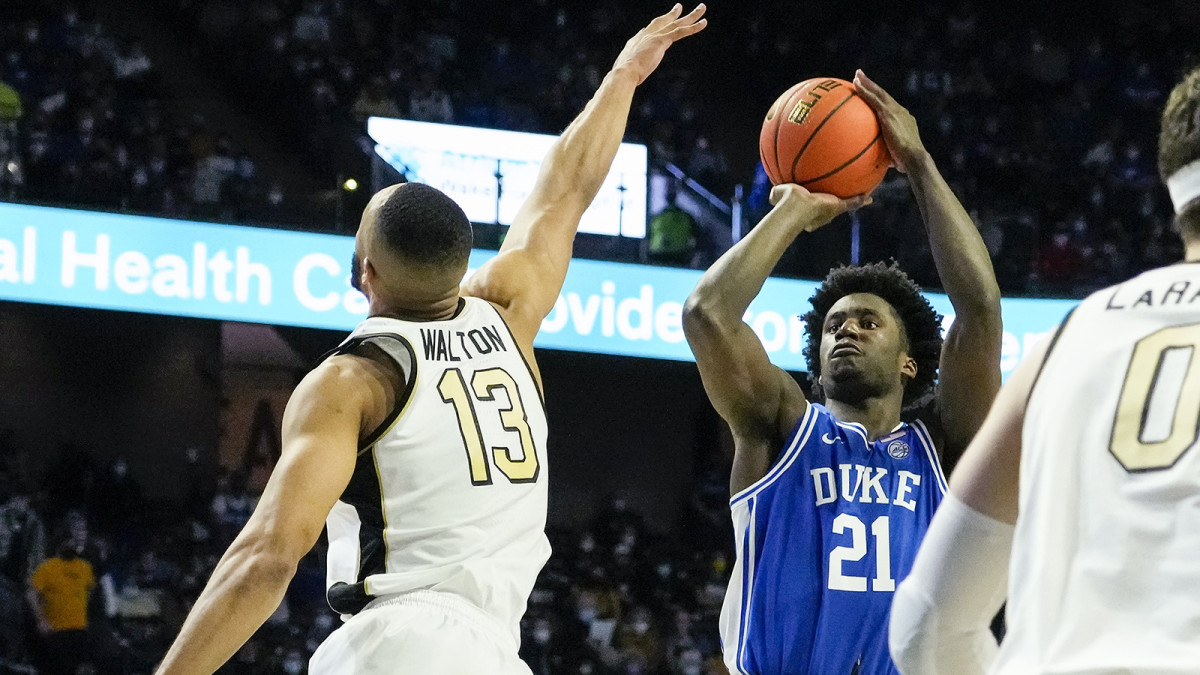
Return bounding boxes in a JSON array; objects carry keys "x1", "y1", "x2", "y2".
[
  {"x1": 614, "y1": 605, "x2": 664, "y2": 673},
  {"x1": 27, "y1": 537, "x2": 96, "y2": 675},
  {"x1": 0, "y1": 481, "x2": 45, "y2": 671}
]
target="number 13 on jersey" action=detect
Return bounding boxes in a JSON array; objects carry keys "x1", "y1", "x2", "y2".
[{"x1": 438, "y1": 367, "x2": 541, "y2": 486}]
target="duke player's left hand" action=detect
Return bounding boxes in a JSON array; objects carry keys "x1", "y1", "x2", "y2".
[
  {"x1": 612, "y1": 4, "x2": 708, "y2": 85},
  {"x1": 853, "y1": 69, "x2": 928, "y2": 174}
]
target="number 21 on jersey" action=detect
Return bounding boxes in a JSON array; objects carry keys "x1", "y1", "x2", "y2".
[
  {"x1": 438, "y1": 367, "x2": 541, "y2": 486},
  {"x1": 828, "y1": 514, "x2": 895, "y2": 592}
]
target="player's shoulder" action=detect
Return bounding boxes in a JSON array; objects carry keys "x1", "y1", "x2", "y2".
[{"x1": 300, "y1": 352, "x2": 393, "y2": 404}]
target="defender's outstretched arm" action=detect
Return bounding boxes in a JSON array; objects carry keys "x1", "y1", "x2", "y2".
[{"x1": 465, "y1": 5, "x2": 707, "y2": 347}]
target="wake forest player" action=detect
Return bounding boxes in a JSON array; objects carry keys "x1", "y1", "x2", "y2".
[
  {"x1": 890, "y1": 67, "x2": 1200, "y2": 675},
  {"x1": 682, "y1": 70, "x2": 1002, "y2": 675},
  {"x1": 154, "y1": 6, "x2": 707, "y2": 674}
]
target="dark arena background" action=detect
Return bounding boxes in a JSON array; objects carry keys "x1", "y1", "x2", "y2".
[{"x1": 1, "y1": 1, "x2": 1197, "y2": 673}]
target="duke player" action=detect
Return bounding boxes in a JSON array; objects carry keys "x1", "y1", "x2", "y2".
[
  {"x1": 890, "y1": 67, "x2": 1200, "y2": 675},
  {"x1": 154, "y1": 6, "x2": 707, "y2": 674},
  {"x1": 683, "y1": 70, "x2": 1002, "y2": 675}
]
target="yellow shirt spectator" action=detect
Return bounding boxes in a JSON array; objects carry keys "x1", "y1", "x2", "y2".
[{"x1": 30, "y1": 556, "x2": 94, "y2": 631}]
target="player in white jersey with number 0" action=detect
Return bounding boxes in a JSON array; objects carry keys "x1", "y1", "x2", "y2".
[
  {"x1": 889, "y1": 66, "x2": 1200, "y2": 675},
  {"x1": 154, "y1": 6, "x2": 707, "y2": 674}
]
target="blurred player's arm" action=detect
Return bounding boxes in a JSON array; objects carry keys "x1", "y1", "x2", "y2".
[
  {"x1": 855, "y1": 69, "x2": 1003, "y2": 469},
  {"x1": 684, "y1": 185, "x2": 869, "y2": 495},
  {"x1": 889, "y1": 336, "x2": 1050, "y2": 675},
  {"x1": 156, "y1": 355, "x2": 388, "y2": 675},
  {"x1": 463, "y1": 4, "x2": 707, "y2": 346}
]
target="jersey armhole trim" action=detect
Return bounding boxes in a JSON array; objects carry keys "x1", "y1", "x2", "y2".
[
  {"x1": 483, "y1": 300, "x2": 546, "y2": 408},
  {"x1": 735, "y1": 498, "x2": 758, "y2": 674},
  {"x1": 338, "y1": 333, "x2": 420, "y2": 453},
  {"x1": 1026, "y1": 306, "x2": 1077, "y2": 409},
  {"x1": 730, "y1": 403, "x2": 818, "y2": 507},
  {"x1": 912, "y1": 419, "x2": 948, "y2": 494}
]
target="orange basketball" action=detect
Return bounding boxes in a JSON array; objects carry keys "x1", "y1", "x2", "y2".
[{"x1": 759, "y1": 77, "x2": 891, "y2": 198}]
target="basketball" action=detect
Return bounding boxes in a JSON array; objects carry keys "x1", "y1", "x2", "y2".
[{"x1": 759, "y1": 77, "x2": 892, "y2": 198}]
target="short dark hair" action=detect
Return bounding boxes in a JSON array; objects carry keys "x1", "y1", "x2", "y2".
[
  {"x1": 376, "y1": 183, "x2": 472, "y2": 268},
  {"x1": 1159, "y1": 66, "x2": 1200, "y2": 238},
  {"x1": 802, "y1": 262, "x2": 943, "y2": 410}
]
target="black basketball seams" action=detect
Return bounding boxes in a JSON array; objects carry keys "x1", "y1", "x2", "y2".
[
  {"x1": 798, "y1": 129, "x2": 884, "y2": 189},
  {"x1": 787, "y1": 89, "x2": 857, "y2": 182},
  {"x1": 771, "y1": 84, "x2": 804, "y2": 184}
]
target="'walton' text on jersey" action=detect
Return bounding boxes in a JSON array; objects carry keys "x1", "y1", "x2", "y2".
[{"x1": 420, "y1": 325, "x2": 507, "y2": 362}]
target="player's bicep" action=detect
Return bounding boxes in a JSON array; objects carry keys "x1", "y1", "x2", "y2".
[
  {"x1": 240, "y1": 365, "x2": 364, "y2": 562},
  {"x1": 936, "y1": 308, "x2": 1003, "y2": 465},
  {"x1": 463, "y1": 247, "x2": 560, "y2": 344},
  {"x1": 684, "y1": 309, "x2": 805, "y2": 438}
]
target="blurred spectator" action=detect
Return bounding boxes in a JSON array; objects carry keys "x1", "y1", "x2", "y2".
[
  {"x1": 28, "y1": 537, "x2": 96, "y2": 675},
  {"x1": 91, "y1": 457, "x2": 144, "y2": 539},
  {"x1": 112, "y1": 40, "x2": 152, "y2": 82},
  {"x1": 408, "y1": 70, "x2": 454, "y2": 124},
  {"x1": 211, "y1": 471, "x2": 256, "y2": 545},
  {"x1": 685, "y1": 137, "x2": 729, "y2": 194},
  {"x1": 0, "y1": 483, "x2": 45, "y2": 671},
  {"x1": 0, "y1": 80, "x2": 22, "y2": 121},
  {"x1": 352, "y1": 76, "x2": 401, "y2": 121},
  {"x1": 646, "y1": 192, "x2": 699, "y2": 267}
]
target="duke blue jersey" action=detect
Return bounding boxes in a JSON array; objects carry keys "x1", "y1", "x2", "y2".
[{"x1": 720, "y1": 402, "x2": 947, "y2": 675}]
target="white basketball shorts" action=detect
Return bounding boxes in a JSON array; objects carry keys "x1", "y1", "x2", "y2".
[{"x1": 309, "y1": 590, "x2": 532, "y2": 675}]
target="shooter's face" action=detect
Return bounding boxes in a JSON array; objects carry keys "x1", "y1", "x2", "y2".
[{"x1": 818, "y1": 293, "x2": 913, "y2": 404}]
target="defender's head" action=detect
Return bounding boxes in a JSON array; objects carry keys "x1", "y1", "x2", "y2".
[
  {"x1": 1160, "y1": 66, "x2": 1200, "y2": 243},
  {"x1": 352, "y1": 183, "x2": 473, "y2": 310},
  {"x1": 802, "y1": 262, "x2": 943, "y2": 411}
]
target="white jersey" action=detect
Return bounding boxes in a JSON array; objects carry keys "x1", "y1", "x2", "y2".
[
  {"x1": 322, "y1": 298, "x2": 550, "y2": 645},
  {"x1": 994, "y1": 263, "x2": 1200, "y2": 674}
]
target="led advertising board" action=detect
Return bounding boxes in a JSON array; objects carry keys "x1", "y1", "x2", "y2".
[
  {"x1": 367, "y1": 116, "x2": 648, "y2": 238},
  {"x1": 0, "y1": 202, "x2": 1076, "y2": 376}
]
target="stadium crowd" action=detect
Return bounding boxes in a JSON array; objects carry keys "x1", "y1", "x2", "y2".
[
  {"x1": 2, "y1": 2, "x2": 1194, "y2": 296},
  {"x1": 0, "y1": 4, "x2": 289, "y2": 228},
  {"x1": 1, "y1": 440, "x2": 735, "y2": 674}
]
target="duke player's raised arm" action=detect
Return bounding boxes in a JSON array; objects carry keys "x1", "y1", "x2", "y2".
[
  {"x1": 683, "y1": 185, "x2": 868, "y2": 495},
  {"x1": 855, "y1": 70, "x2": 1003, "y2": 469},
  {"x1": 156, "y1": 357, "x2": 380, "y2": 675},
  {"x1": 463, "y1": 4, "x2": 707, "y2": 345}
]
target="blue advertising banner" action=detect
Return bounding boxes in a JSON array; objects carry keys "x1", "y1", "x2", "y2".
[{"x1": 0, "y1": 202, "x2": 1077, "y2": 376}]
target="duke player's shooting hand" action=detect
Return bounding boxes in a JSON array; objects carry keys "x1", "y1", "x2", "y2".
[
  {"x1": 612, "y1": 4, "x2": 707, "y2": 84},
  {"x1": 853, "y1": 69, "x2": 927, "y2": 174},
  {"x1": 769, "y1": 183, "x2": 871, "y2": 233}
]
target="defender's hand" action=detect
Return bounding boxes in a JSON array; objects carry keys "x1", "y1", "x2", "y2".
[
  {"x1": 612, "y1": 4, "x2": 707, "y2": 85},
  {"x1": 853, "y1": 69, "x2": 927, "y2": 174},
  {"x1": 769, "y1": 184, "x2": 871, "y2": 233}
]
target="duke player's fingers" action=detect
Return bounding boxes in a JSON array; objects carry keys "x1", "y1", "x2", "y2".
[
  {"x1": 856, "y1": 70, "x2": 899, "y2": 111},
  {"x1": 852, "y1": 70, "x2": 884, "y2": 110},
  {"x1": 842, "y1": 194, "x2": 873, "y2": 212},
  {"x1": 768, "y1": 184, "x2": 794, "y2": 206}
]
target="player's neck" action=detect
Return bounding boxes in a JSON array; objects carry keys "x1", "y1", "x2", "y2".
[
  {"x1": 370, "y1": 295, "x2": 463, "y2": 322},
  {"x1": 824, "y1": 394, "x2": 904, "y2": 441}
]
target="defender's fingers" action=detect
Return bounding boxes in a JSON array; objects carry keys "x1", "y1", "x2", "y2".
[
  {"x1": 675, "y1": 3, "x2": 706, "y2": 25},
  {"x1": 650, "y1": 3, "x2": 684, "y2": 28},
  {"x1": 668, "y1": 16, "x2": 707, "y2": 40}
]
